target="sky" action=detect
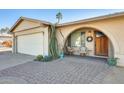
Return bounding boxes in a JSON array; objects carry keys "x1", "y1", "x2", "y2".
[{"x1": 0, "y1": 9, "x2": 124, "y2": 29}]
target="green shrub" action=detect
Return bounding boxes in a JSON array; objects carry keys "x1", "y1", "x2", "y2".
[
  {"x1": 34, "y1": 55, "x2": 53, "y2": 62},
  {"x1": 34, "y1": 55, "x2": 44, "y2": 61}
]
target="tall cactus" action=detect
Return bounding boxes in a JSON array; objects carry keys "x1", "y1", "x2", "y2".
[
  {"x1": 48, "y1": 12, "x2": 63, "y2": 59},
  {"x1": 49, "y1": 24, "x2": 59, "y2": 59}
]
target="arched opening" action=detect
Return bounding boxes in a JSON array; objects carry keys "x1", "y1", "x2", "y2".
[{"x1": 64, "y1": 27, "x2": 114, "y2": 58}]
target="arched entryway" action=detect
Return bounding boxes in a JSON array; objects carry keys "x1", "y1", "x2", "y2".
[{"x1": 64, "y1": 27, "x2": 114, "y2": 58}]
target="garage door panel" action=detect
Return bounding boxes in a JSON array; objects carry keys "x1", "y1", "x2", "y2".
[{"x1": 17, "y1": 33, "x2": 43, "y2": 56}]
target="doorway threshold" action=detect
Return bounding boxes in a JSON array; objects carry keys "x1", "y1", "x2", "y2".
[{"x1": 88, "y1": 55, "x2": 108, "y2": 59}]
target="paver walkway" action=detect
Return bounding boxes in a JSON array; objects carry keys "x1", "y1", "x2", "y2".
[{"x1": 0, "y1": 55, "x2": 123, "y2": 84}]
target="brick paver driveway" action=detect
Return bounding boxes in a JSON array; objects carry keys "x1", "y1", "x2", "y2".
[
  {"x1": 0, "y1": 52, "x2": 35, "y2": 71},
  {"x1": 0, "y1": 55, "x2": 124, "y2": 84}
]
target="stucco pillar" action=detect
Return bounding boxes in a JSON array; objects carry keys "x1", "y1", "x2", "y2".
[
  {"x1": 12, "y1": 34, "x2": 16, "y2": 53},
  {"x1": 116, "y1": 54, "x2": 124, "y2": 67},
  {"x1": 43, "y1": 27, "x2": 49, "y2": 56}
]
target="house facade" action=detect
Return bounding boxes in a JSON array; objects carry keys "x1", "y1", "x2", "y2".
[{"x1": 10, "y1": 12, "x2": 124, "y2": 67}]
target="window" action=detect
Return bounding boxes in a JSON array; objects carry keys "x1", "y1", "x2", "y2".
[
  {"x1": 81, "y1": 32, "x2": 85, "y2": 47},
  {"x1": 70, "y1": 31, "x2": 85, "y2": 47}
]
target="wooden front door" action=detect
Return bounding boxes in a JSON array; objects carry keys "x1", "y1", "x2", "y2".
[{"x1": 95, "y1": 35, "x2": 108, "y2": 56}]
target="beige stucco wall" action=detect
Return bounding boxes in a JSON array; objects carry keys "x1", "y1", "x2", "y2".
[
  {"x1": 12, "y1": 20, "x2": 49, "y2": 56},
  {"x1": 13, "y1": 20, "x2": 41, "y2": 32},
  {"x1": 85, "y1": 30, "x2": 95, "y2": 56},
  {"x1": 57, "y1": 16, "x2": 124, "y2": 66}
]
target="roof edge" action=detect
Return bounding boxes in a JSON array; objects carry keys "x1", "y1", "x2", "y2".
[
  {"x1": 9, "y1": 16, "x2": 51, "y2": 32},
  {"x1": 57, "y1": 11, "x2": 124, "y2": 27}
]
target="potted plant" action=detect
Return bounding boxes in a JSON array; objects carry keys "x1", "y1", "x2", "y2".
[
  {"x1": 60, "y1": 50, "x2": 64, "y2": 59},
  {"x1": 107, "y1": 57, "x2": 118, "y2": 66}
]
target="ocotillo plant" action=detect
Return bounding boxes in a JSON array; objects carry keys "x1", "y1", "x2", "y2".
[{"x1": 49, "y1": 24, "x2": 59, "y2": 59}]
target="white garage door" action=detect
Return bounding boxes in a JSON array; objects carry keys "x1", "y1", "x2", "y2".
[{"x1": 17, "y1": 33, "x2": 43, "y2": 56}]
